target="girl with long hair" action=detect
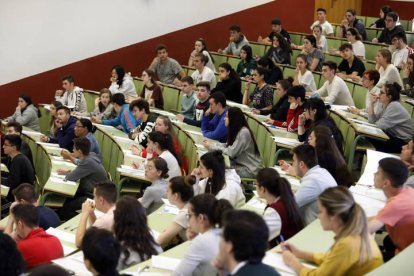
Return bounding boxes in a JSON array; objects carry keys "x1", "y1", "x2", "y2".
[
  {"x1": 402, "y1": 53, "x2": 414, "y2": 97},
  {"x1": 6, "y1": 94, "x2": 41, "y2": 131},
  {"x1": 109, "y1": 64, "x2": 137, "y2": 98},
  {"x1": 264, "y1": 33, "x2": 292, "y2": 65},
  {"x1": 375, "y1": 49, "x2": 403, "y2": 88},
  {"x1": 242, "y1": 66, "x2": 274, "y2": 110},
  {"x1": 188, "y1": 38, "x2": 215, "y2": 72},
  {"x1": 49, "y1": 100, "x2": 63, "y2": 137},
  {"x1": 211, "y1": 63, "x2": 242, "y2": 103},
  {"x1": 293, "y1": 54, "x2": 317, "y2": 92},
  {"x1": 236, "y1": 45, "x2": 257, "y2": 77},
  {"x1": 139, "y1": 69, "x2": 164, "y2": 109}
]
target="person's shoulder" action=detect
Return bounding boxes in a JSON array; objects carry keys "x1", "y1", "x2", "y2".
[{"x1": 235, "y1": 263, "x2": 280, "y2": 276}]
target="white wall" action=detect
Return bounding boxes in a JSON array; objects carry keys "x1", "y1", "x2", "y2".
[{"x1": 0, "y1": 0, "x2": 271, "y2": 85}]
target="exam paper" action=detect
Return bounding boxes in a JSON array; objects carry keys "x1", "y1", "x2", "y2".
[{"x1": 151, "y1": 255, "x2": 181, "y2": 271}]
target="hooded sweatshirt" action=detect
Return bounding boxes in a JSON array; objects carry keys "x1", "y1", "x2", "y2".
[
  {"x1": 7, "y1": 104, "x2": 40, "y2": 131},
  {"x1": 55, "y1": 86, "x2": 87, "y2": 113}
]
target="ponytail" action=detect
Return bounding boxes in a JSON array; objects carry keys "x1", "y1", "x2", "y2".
[{"x1": 190, "y1": 194, "x2": 233, "y2": 228}]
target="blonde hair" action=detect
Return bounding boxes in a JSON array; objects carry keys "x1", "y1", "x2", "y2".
[{"x1": 319, "y1": 186, "x2": 372, "y2": 264}]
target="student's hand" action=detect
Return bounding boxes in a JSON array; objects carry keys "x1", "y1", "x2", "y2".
[
  {"x1": 152, "y1": 57, "x2": 160, "y2": 64},
  {"x1": 57, "y1": 168, "x2": 69, "y2": 175},
  {"x1": 176, "y1": 114, "x2": 184, "y2": 122},
  {"x1": 186, "y1": 227, "x2": 198, "y2": 240},
  {"x1": 289, "y1": 102, "x2": 298, "y2": 109},
  {"x1": 252, "y1": 109, "x2": 260, "y2": 114},
  {"x1": 204, "y1": 107, "x2": 211, "y2": 117},
  {"x1": 372, "y1": 38, "x2": 379, "y2": 43},
  {"x1": 282, "y1": 242, "x2": 301, "y2": 256},
  {"x1": 402, "y1": 62, "x2": 410, "y2": 78},
  {"x1": 336, "y1": 73, "x2": 346, "y2": 79},
  {"x1": 91, "y1": 116, "x2": 102, "y2": 124},
  {"x1": 132, "y1": 161, "x2": 141, "y2": 170},
  {"x1": 40, "y1": 135, "x2": 49, "y2": 142},
  {"x1": 265, "y1": 118, "x2": 275, "y2": 125},
  {"x1": 279, "y1": 160, "x2": 291, "y2": 171},
  {"x1": 217, "y1": 48, "x2": 223, "y2": 54},
  {"x1": 55, "y1": 90, "x2": 64, "y2": 97},
  {"x1": 298, "y1": 113, "x2": 306, "y2": 126},
  {"x1": 257, "y1": 35, "x2": 263, "y2": 43},
  {"x1": 340, "y1": 18, "x2": 348, "y2": 27},
  {"x1": 81, "y1": 200, "x2": 94, "y2": 215},
  {"x1": 282, "y1": 250, "x2": 298, "y2": 267},
  {"x1": 202, "y1": 140, "x2": 210, "y2": 149},
  {"x1": 351, "y1": 75, "x2": 362, "y2": 83},
  {"x1": 148, "y1": 99, "x2": 155, "y2": 106},
  {"x1": 191, "y1": 167, "x2": 201, "y2": 177},
  {"x1": 61, "y1": 149, "x2": 72, "y2": 160},
  {"x1": 110, "y1": 76, "x2": 117, "y2": 83},
  {"x1": 172, "y1": 78, "x2": 182, "y2": 87},
  {"x1": 211, "y1": 255, "x2": 226, "y2": 274},
  {"x1": 370, "y1": 92, "x2": 379, "y2": 103},
  {"x1": 130, "y1": 145, "x2": 141, "y2": 156},
  {"x1": 10, "y1": 201, "x2": 20, "y2": 212},
  {"x1": 348, "y1": 106, "x2": 360, "y2": 115}
]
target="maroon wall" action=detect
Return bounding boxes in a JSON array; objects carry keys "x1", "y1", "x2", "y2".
[
  {"x1": 0, "y1": 0, "x2": 315, "y2": 117},
  {"x1": 362, "y1": 0, "x2": 414, "y2": 20}
]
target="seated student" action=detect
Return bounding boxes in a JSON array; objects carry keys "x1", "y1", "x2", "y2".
[
  {"x1": 312, "y1": 25, "x2": 328, "y2": 53},
  {"x1": 243, "y1": 67, "x2": 274, "y2": 111},
  {"x1": 157, "y1": 176, "x2": 195, "y2": 246},
  {"x1": 191, "y1": 53, "x2": 217, "y2": 89},
  {"x1": 257, "y1": 57, "x2": 284, "y2": 85},
  {"x1": 293, "y1": 54, "x2": 317, "y2": 93},
  {"x1": 236, "y1": 45, "x2": 257, "y2": 77},
  {"x1": 128, "y1": 99, "x2": 158, "y2": 147},
  {"x1": 263, "y1": 33, "x2": 292, "y2": 65},
  {"x1": 258, "y1": 18, "x2": 291, "y2": 45},
  {"x1": 255, "y1": 78, "x2": 292, "y2": 121},
  {"x1": 204, "y1": 107, "x2": 263, "y2": 178},
  {"x1": 2, "y1": 135, "x2": 35, "y2": 201},
  {"x1": 402, "y1": 53, "x2": 414, "y2": 97},
  {"x1": 40, "y1": 106, "x2": 76, "y2": 151},
  {"x1": 338, "y1": 9, "x2": 367, "y2": 41},
  {"x1": 177, "y1": 81, "x2": 210, "y2": 127},
  {"x1": 313, "y1": 61, "x2": 355, "y2": 106},
  {"x1": 192, "y1": 150, "x2": 245, "y2": 207},
  {"x1": 49, "y1": 101, "x2": 63, "y2": 138},
  {"x1": 214, "y1": 210, "x2": 281, "y2": 276},
  {"x1": 55, "y1": 75, "x2": 87, "y2": 113},
  {"x1": 0, "y1": 232, "x2": 24, "y2": 276},
  {"x1": 188, "y1": 38, "x2": 215, "y2": 72},
  {"x1": 114, "y1": 196, "x2": 161, "y2": 269},
  {"x1": 174, "y1": 194, "x2": 233, "y2": 276},
  {"x1": 139, "y1": 69, "x2": 164, "y2": 109},
  {"x1": 109, "y1": 65, "x2": 137, "y2": 98},
  {"x1": 75, "y1": 88, "x2": 114, "y2": 120},
  {"x1": 310, "y1": 8, "x2": 334, "y2": 37},
  {"x1": 81, "y1": 227, "x2": 122, "y2": 276},
  {"x1": 368, "y1": 83, "x2": 414, "y2": 153},
  {"x1": 373, "y1": 12, "x2": 407, "y2": 45},
  {"x1": 283, "y1": 187, "x2": 383, "y2": 275},
  {"x1": 57, "y1": 138, "x2": 108, "y2": 220},
  {"x1": 218, "y1": 25, "x2": 249, "y2": 56},
  {"x1": 375, "y1": 49, "x2": 403, "y2": 88},
  {"x1": 4, "y1": 121, "x2": 33, "y2": 166},
  {"x1": 337, "y1": 43, "x2": 366, "y2": 80},
  {"x1": 291, "y1": 145, "x2": 337, "y2": 225},
  {"x1": 149, "y1": 44, "x2": 185, "y2": 85},
  {"x1": 9, "y1": 205, "x2": 63, "y2": 269},
  {"x1": 401, "y1": 139, "x2": 414, "y2": 187},
  {"x1": 256, "y1": 168, "x2": 304, "y2": 242},
  {"x1": 390, "y1": 32, "x2": 413, "y2": 69},
  {"x1": 5, "y1": 94, "x2": 40, "y2": 131},
  {"x1": 178, "y1": 76, "x2": 197, "y2": 120},
  {"x1": 349, "y1": 69, "x2": 383, "y2": 118},
  {"x1": 302, "y1": 35, "x2": 324, "y2": 72},
  {"x1": 202, "y1": 92, "x2": 228, "y2": 143},
  {"x1": 11, "y1": 183, "x2": 60, "y2": 231},
  {"x1": 139, "y1": 157, "x2": 169, "y2": 214},
  {"x1": 369, "y1": 5, "x2": 392, "y2": 29},
  {"x1": 368, "y1": 158, "x2": 414, "y2": 260},
  {"x1": 211, "y1": 63, "x2": 242, "y2": 103},
  {"x1": 266, "y1": 85, "x2": 306, "y2": 132},
  {"x1": 75, "y1": 182, "x2": 117, "y2": 248},
  {"x1": 345, "y1": 27, "x2": 366, "y2": 60}
]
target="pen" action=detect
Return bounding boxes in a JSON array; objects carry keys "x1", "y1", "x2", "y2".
[{"x1": 279, "y1": 235, "x2": 288, "y2": 251}]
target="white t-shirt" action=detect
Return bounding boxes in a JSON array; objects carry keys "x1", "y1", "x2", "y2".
[
  {"x1": 377, "y1": 64, "x2": 403, "y2": 88},
  {"x1": 392, "y1": 47, "x2": 410, "y2": 68},
  {"x1": 263, "y1": 207, "x2": 281, "y2": 241},
  {"x1": 174, "y1": 205, "x2": 189, "y2": 241},
  {"x1": 310, "y1": 20, "x2": 334, "y2": 36},
  {"x1": 298, "y1": 70, "x2": 317, "y2": 92},
  {"x1": 318, "y1": 35, "x2": 328, "y2": 52},
  {"x1": 352, "y1": 41, "x2": 366, "y2": 60},
  {"x1": 315, "y1": 75, "x2": 354, "y2": 106},
  {"x1": 159, "y1": 150, "x2": 182, "y2": 180},
  {"x1": 191, "y1": 67, "x2": 217, "y2": 89}
]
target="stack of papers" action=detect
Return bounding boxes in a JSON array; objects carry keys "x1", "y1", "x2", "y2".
[
  {"x1": 37, "y1": 141, "x2": 59, "y2": 147},
  {"x1": 117, "y1": 165, "x2": 145, "y2": 177},
  {"x1": 273, "y1": 137, "x2": 301, "y2": 147},
  {"x1": 46, "y1": 227, "x2": 76, "y2": 244},
  {"x1": 151, "y1": 255, "x2": 181, "y2": 271},
  {"x1": 49, "y1": 177, "x2": 77, "y2": 186},
  {"x1": 263, "y1": 251, "x2": 316, "y2": 274}
]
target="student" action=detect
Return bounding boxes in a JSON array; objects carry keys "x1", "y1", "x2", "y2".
[
  {"x1": 188, "y1": 38, "x2": 215, "y2": 72},
  {"x1": 149, "y1": 44, "x2": 185, "y2": 85},
  {"x1": 370, "y1": 5, "x2": 393, "y2": 29},
  {"x1": 178, "y1": 76, "x2": 197, "y2": 120},
  {"x1": 11, "y1": 183, "x2": 60, "y2": 231},
  {"x1": 401, "y1": 53, "x2": 414, "y2": 97},
  {"x1": 202, "y1": 91, "x2": 228, "y2": 143},
  {"x1": 302, "y1": 35, "x2": 324, "y2": 72},
  {"x1": 345, "y1": 27, "x2": 366, "y2": 60},
  {"x1": 218, "y1": 25, "x2": 249, "y2": 56},
  {"x1": 368, "y1": 83, "x2": 414, "y2": 153},
  {"x1": 139, "y1": 69, "x2": 164, "y2": 109},
  {"x1": 57, "y1": 137, "x2": 108, "y2": 220},
  {"x1": 255, "y1": 78, "x2": 292, "y2": 121},
  {"x1": 266, "y1": 85, "x2": 306, "y2": 132},
  {"x1": 40, "y1": 106, "x2": 77, "y2": 151},
  {"x1": 4, "y1": 121, "x2": 33, "y2": 166},
  {"x1": 401, "y1": 139, "x2": 414, "y2": 187},
  {"x1": 114, "y1": 196, "x2": 161, "y2": 269},
  {"x1": 49, "y1": 101, "x2": 63, "y2": 138},
  {"x1": 5, "y1": 94, "x2": 40, "y2": 131},
  {"x1": 93, "y1": 93, "x2": 138, "y2": 133},
  {"x1": 349, "y1": 69, "x2": 382, "y2": 118},
  {"x1": 310, "y1": 8, "x2": 334, "y2": 37},
  {"x1": 313, "y1": 61, "x2": 355, "y2": 106},
  {"x1": 204, "y1": 107, "x2": 263, "y2": 178},
  {"x1": 75, "y1": 182, "x2": 118, "y2": 248},
  {"x1": 390, "y1": 32, "x2": 413, "y2": 69},
  {"x1": 373, "y1": 12, "x2": 407, "y2": 45},
  {"x1": 128, "y1": 98, "x2": 158, "y2": 147},
  {"x1": 256, "y1": 168, "x2": 304, "y2": 242},
  {"x1": 338, "y1": 9, "x2": 367, "y2": 41},
  {"x1": 258, "y1": 18, "x2": 291, "y2": 45},
  {"x1": 236, "y1": 45, "x2": 257, "y2": 77},
  {"x1": 81, "y1": 227, "x2": 122, "y2": 276},
  {"x1": 109, "y1": 65, "x2": 137, "y2": 98},
  {"x1": 174, "y1": 194, "x2": 233, "y2": 276},
  {"x1": 192, "y1": 150, "x2": 245, "y2": 207},
  {"x1": 178, "y1": 81, "x2": 210, "y2": 127},
  {"x1": 139, "y1": 157, "x2": 169, "y2": 214},
  {"x1": 257, "y1": 57, "x2": 284, "y2": 85},
  {"x1": 291, "y1": 55, "x2": 316, "y2": 94},
  {"x1": 2, "y1": 135, "x2": 35, "y2": 200},
  {"x1": 157, "y1": 176, "x2": 195, "y2": 246},
  {"x1": 55, "y1": 75, "x2": 87, "y2": 113},
  {"x1": 243, "y1": 67, "x2": 274, "y2": 110},
  {"x1": 10, "y1": 204, "x2": 63, "y2": 269},
  {"x1": 291, "y1": 145, "x2": 337, "y2": 224},
  {"x1": 191, "y1": 53, "x2": 217, "y2": 89},
  {"x1": 283, "y1": 186, "x2": 383, "y2": 275},
  {"x1": 375, "y1": 49, "x2": 403, "y2": 88},
  {"x1": 263, "y1": 33, "x2": 291, "y2": 65},
  {"x1": 211, "y1": 62, "x2": 242, "y2": 103},
  {"x1": 312, "y1": 25, "x2": 328, "y2": 53},
  {"x1": 337, "y1": 43, "x2": 366, "y2": 79},
  {"x1": 0, "y1": 232, "x2": 24, "y2": 276},
  {"x1": 76, "y1": 88, "x2": 114, "y2": 120},
  {"x1": 368, "y1": 158, "x2": 414, "y2": 259},
  {"x1": 214, "y1": 210, "x2": 281, "y2": 276}
]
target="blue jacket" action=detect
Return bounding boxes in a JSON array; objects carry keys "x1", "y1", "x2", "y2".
[
  {"x1": 49, "y1": 116, "x2": 76, "y2": 151},
  {"x1": 201, "y1": 109, "x2": 228, "y2": 142},
  {"x1": 102, "y1": 104, "x2": 138, "y2": 133}
]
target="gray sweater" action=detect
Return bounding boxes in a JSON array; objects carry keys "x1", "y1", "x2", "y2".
[
  {"x1": 141, "y1": 178, "x2": 167, "y2": 215},
  {"x1": 7, "y1": 104, "x2": 40, "y2": 131},
  {"x1": 368, "y1": 101, "x2": 414, "y2": 142}
]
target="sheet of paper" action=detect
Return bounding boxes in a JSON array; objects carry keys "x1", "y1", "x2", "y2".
[
  {"x1": 185, "y1": 130, "x2": 203, "y2": 136},
  {"x1": 351, "y1": 192, "x2": 385, "y2": 217},
  {"x1": 262, "y1": 251, "x2": 296, "y2": 274},
  {"x1": 330, "y1": 105, "x2": 349, "y2": 111},
  {"x1": 46, "y1": 227, "x2": 76, "y2": 244},
  {"x1": 53, "y1": 252, "x2": 92, "y2": 276},
  {"x1": 22, "y1": 130, "x2": 43, "y2": 136},
  {"x1": 273, "y1": 137, "x2": 301, "y2": 147},
  {"x1": 37, "y1": 141, "x2": 59, "y2": 147},
  {"x1": 61, "y1": 244, "x2": 78, "y2": 256},
  {"x1": 358, "y1": 149, "x2": 399, "y2": 186},
  {"x1": 151, "y1": 255, "x2": 181, "y2": 271},
  {"x1": 51, "y1": 172, "x2": 66, "y2": 179},
  {"x1": 49, "y1": 177, "x2": 77, "y2": 186}
]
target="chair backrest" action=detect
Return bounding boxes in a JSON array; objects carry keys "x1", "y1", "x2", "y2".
[
  {"x1": 289, "y1": 33, "x2": 304, "y2": 46},
  {"x1": 133, "y1": 78, "x2": 144, "y2": 95},
  {"x1": 249, "y1": 42, "x2": 267, "y2": 57},
  {"x1": 352, "y1": 84, "x2": 367, "y2": 109},
  {"x1": 161, "y1": 85, "x2": 181, "y2": 113},
  {"x1": 83, "y1": 90, "x2": 100, "y2": 113},
  {"x1": 227, "y1": 56, "x2": 241, "y2": 71},
  {"x1": 210, "y1": 52, "x2": 229, "y2": 70},
  {"x1": 283, "y1": 66, "x2": 296, "y2": 79}
]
